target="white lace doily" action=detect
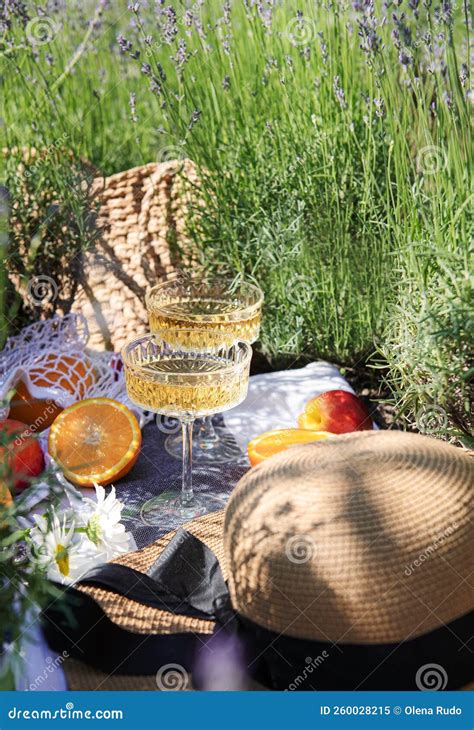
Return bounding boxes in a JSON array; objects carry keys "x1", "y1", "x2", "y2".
[{"x1": 0, "y1": 314, "x2": 148, "y2": 426}]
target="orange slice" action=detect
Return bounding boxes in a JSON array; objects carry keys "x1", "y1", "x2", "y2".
[
  {"x1": 48, "y1": 398, "x2": 141, "y2": 487},
  {"x1": 248, "y1": 428, "x2": 332, "y2": 467}
]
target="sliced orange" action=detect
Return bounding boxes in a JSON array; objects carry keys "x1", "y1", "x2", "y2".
[
  {"x1": 48, "y1": 398, "x2": 141, "y2": 487},
  {"x1": 248, "y1": 428, "x2": 332, "y2": 467},
  {"x1": 9, "y1": 353, "x2": 95, "y2": 431}
]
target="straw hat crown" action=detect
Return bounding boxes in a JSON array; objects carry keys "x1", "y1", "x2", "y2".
[{"x1": 224, "y1": 430, "x2": 473, "y2": 643}]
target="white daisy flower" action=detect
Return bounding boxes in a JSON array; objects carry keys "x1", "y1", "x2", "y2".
[
  {"x1": 79, "y1": 483, "x2": 132, "y2": 560},
  {"x1": 29, "y1": 511, "x2": 98, "y2": 585}
]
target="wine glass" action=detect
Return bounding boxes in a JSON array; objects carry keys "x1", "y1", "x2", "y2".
[
  {"x1": 145, "y1": 276, "x2": 263, "y2": 463},
  {"x1": 122, "y1": 330, "x2": 252, "y2": 526}
]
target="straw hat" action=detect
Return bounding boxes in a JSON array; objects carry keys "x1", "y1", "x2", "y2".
[{"x1": 225, "y1": 429, "x2": 473, "y2": 644}]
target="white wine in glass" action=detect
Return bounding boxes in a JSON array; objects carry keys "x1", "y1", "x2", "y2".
[
  {"x1": 145, "y1": 277, "x2": 263, "y2": 463},
  {"x1": 122, "y1": 331, "x2": 252, "y2": 526}
]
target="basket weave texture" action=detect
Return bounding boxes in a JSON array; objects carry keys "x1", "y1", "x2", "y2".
[
  {"x1": 76, "y1": 509, "x2": 225, "y2": 636},
  {"x1": 69, "y1": 159, "x2": 198, "y2": 352},
  {"x1": 224, "y1": 430, "x2": 473, "y2": 644}
]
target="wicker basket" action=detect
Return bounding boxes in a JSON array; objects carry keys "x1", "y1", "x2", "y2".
[{"x1": 69, "y1": 158, "x2": 198, "y2": 351}]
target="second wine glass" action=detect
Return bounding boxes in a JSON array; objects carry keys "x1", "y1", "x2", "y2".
[{"x1": 145, "y1": 277, "x2": 263, "y2": 463}]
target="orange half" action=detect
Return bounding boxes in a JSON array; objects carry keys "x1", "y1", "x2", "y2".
[
  {"x1": 248, "y1": 428, "x2": 332, "y2": 467},
  {"x1": 48, "y1": 398, "x2": 141, "y2": 487}
]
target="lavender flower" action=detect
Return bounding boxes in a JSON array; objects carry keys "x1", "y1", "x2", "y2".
[
  {"x1": 399, "y1": 51, "x2": 412, "y2": 66},
  {"x1": 333, "y1": 76, "x2": 347, "y2": 109},
  {"x1": 222, "y1": 0, "x2": 232, "y2": 25},
  {"x1": 318, "y1": 33, "x2": 329, "y2": 65},
  {"x1": 156, "y1": 62, "x2": 166, "y2": 81},
  {"x1": 222, "y1": 75, "x2": 231, "y2": 91},
  {"x1": 353, "y1": 1, "x2": 382, "y2": 58},
  {"x1": 257, "y1": 1, "x2": 273, "y2": 30},
  {"x1": 173, "y1": 38, "x2": 189, "y2": 71},
  {"x1": 442, "y1": 90, "x2": 453, "y2": 109},
  {"x1": 183, "y1": 10, "x2": 193, "y2": 28},
  {"x1": 117, "y1": 34, "x2": 133, "y2": 54},
  {"x1": 301, "y1": 46, "x2": 311, "y2": 62},
  {"x1": 150, "y1": 77, "x2": 162, "y2": 96},
  {"x1": 161, "y1": 5, "x2": 178, "y2": 44},
  {"x1": 373, "y1": 97, "x2": 386, "y2": 117},
  {"x1": 440, "y1": 1, "x2": 453, "y2": 24},
  {"x1": 188, "y1": 109, "x2": 201, "y2": 130},
  {"x1": 0, "y1": 0, "x2": 29, "y2": 32}
]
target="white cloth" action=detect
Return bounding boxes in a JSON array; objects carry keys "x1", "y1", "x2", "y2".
[
  {"x1": 20, "y1": 361, "x2": 353, "y2": 690},
  {"x1": 224, "y1": 361, "x2": 355, "y2": 452}
]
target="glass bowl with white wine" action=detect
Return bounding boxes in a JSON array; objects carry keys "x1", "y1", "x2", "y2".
[
  {"x1": 122, "y1": 330, "x2": 252, "y2": 526},
  {"x1": 145, "y1": 276, "x2": 263, "y2": 463}
]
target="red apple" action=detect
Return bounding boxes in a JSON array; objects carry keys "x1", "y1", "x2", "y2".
[
  {"x1": 297, "y1": 390, "x2": 373, "y2": 434},
  {"x1": 0, "y1": 418, "x2": 45, "y2": 490}
]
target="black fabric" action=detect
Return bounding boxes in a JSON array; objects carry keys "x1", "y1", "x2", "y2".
[
  {"x1": 42, "y1": 528, "x2": 474, "y2": 689},
  {"x1": 42, "y1": 587, "x2": 205, "y2": 676},
  {"x1": 235, "y1": 613, "x2": 474, "y2": 691},
  {"x1": 78, "y1": 529, "x2": 228, "y2": 621}
]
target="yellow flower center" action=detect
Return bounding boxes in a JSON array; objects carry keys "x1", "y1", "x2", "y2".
[{"x1": 55, "y1": 543, "x2": 70, "y2": 576}]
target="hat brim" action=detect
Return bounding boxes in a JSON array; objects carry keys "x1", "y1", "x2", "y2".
[{"x1": 76, "y1": 509, "x2": 226, "y2": 636}]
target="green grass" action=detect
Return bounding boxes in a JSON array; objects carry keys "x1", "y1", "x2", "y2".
[{"x1": 1, "y1": 0, "x2": 472, "y2": 440}]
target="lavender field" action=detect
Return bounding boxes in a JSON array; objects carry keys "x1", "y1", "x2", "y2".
[{"x1": 2, "y1": 0, "x2": 472, "y2": 443}]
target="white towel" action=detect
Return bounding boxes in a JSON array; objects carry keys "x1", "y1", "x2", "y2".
[{"x1": 224, "y1": 361, "x2": 355, "y2": 452}]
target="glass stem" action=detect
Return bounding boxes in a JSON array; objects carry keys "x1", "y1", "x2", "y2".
[
  {"x1": 181, "y1": 418, "x2": 194, "y2": 505},
  {"x1": 199, "y1": 415, "x2": 219, "y2": 449}
]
